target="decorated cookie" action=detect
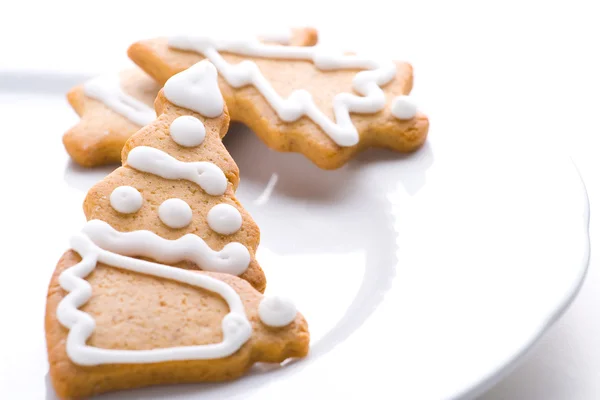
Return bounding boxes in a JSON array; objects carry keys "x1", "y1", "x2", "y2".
[
  {"x1": 63, "y1": 67, "x2": 160, "y2": 167},
  {"x1": 62, "y1": 29, "x2": 317, "y2": 168},
  {"x1": 46, "y1": 61, "x2": 309, "y2": 399},
  {"x1": 83, "y1": 60, "x2": 265, "y2": 289},
  {"x1": 128, "y1": 27, "x2": 429, "y2": 169}
]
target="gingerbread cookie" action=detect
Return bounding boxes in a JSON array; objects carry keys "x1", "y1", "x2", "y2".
[
  {"x1": 46, "y1": 61, "x2": 309, "y2": 399},
  {"x1": 128, "y1": 27, "x2": 429, "y2": 169},
  {"x1": 63, "y1": 67, "x2": 160, "y2": 167},
  {"x1": 62, "y1": 29, "x2": 318, "y2": 168}
]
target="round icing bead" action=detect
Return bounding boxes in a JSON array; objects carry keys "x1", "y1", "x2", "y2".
[
  {"x1": 258, "y1": 296, "x2": 297, "y2": 328},
  {"x1": 158, "y1": 198, "x2": 193, "y2": 229},
  {"x1": 207, "y1": 204, "x2": 243, "y2": 235},
  {"x1": 391, "y1": 95, "x2": 417, "y2": 120},
  {"x1": 109, "y1": 186, "x2": 143, "y2": 214},
  {"x1": 169, "y1": 115, "x2": 206, "y2": 147}
]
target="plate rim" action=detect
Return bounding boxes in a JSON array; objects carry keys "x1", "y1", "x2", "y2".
[{"x1": 454, "y1": 158, "x2": 591, "y2": 400}]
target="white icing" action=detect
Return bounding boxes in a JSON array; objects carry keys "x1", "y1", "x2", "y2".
[
  {"x1": 126, "y1": 146, "x2": 227, "y2": 196},
  {"x1": 207, "y1": 204, "x2": 242, "y2": 235},
  {"x1": 82, "y1": 220, "x2": 250, "y2": 275},
  {"x1": 56, "y1": 231, "x2": 252, "y2": 366},
  {"x1": 258, "y1": 296, "x2": 297, "y2": 328},
  {"x1": 258, "y1": 29, "x2": 292, "y2": 45},
  {"x1": 170, "y1": 116, "x2": 206, "y2": 147},
  {"x1": 109, "y1": 186, "x2": 143, "y2": 214},
  {"x1": 163, "y1": 61, "x2": 224, "y2": 118},
  {"x1": 159, "y1": 198, "x2": 192, "y2": 229},
  {"x1": 390, "y1": 95, "x2": 417, "y2": 120},
  {"x1": 168, "y1": 36, "x2": 402, "y2": 146},
  {"x1": 84, "y1": 75, "x2": 155, "y2": 126}
]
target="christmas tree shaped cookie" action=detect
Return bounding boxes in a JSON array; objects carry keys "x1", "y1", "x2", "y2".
[
  {"x1": 46, "y1": 61, "x2": 309, "y2": 399},
  {"x1": 63, "y1": 68, "x2": 160, "y2": 167},
  {"x1": 62, "y1": 28, "x2": 318, "y2": 168},
  {"x1": 128, "y1": 27, "x2": 429, "y2": 169}
]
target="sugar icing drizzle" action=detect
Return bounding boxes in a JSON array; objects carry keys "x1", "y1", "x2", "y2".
[
  {"x1": 56, "y1": 226, "x2": 252, "y2": 366},
  {"x1": 126, "y1": 146, "x2": 227, "y2": 196},
  {"x1": 81, "y1": 220, "x2": 250, "y2": 275},
  {"x1": 83, "y1": 75, "x2": 155, "y2": 126},
  {"x1": 168, "y1": 35, "x2": 417, "y2": 146}
]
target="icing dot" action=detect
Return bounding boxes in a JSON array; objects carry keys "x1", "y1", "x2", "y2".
[
  {"x1": 391, "y1": 95, "x2": 417, "y2": 120},
  {"x1": 207, "y1": 204, "x2": 243, "y2": 235},
  {"x1": 258, "y1": 296, "x2": 297, "y2": 328},
  {"x1": 222, "y1": 313, "x2": 252, "y2": 338},
  {"x1": 109, "y1": 186, "x2": 143, "y2": 214},
  {"x1": 170, "y1": 116, "x2": 206, "y2": 147},
  {"x1": 158, "y1": 198, "x2": 192, "y2": 229}
]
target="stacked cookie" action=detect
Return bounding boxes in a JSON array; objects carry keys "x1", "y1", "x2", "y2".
[
  {"x1": 48, "y1": 27, "x2": 429, "y2": 398},
  {"x1": 63, "y1": 27, "x2": 428, "y2": 170}
]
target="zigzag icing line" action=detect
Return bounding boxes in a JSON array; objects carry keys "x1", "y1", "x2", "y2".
[
  {"x1": 81, "y1": 219, "x2": 250, "y2": 275},
  {"x1": 126, "y1": 146, "x2": 228, "y2": 196},
  {"x1": 168, "y1": 36, "x2": 398, "y2": 147},
  {"x1": 56, "y1": 231, "x2": 252, "y2": 366}
]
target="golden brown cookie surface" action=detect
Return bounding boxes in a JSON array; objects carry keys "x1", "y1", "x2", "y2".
[
  {"x1": 46, "y1": 251, "x2": 309, "y2": 399},
  {"x1": 83, "y1": 88, "x2": 265, "y2": 289},
  {"x1": 84, "y1": 61, "x2": 265, "y2": 290},
  {"x1": 63, "y1": 29, "x2": 317, "y2": 168},
  {"x1": 46, "y1": 61, "x2": 308, "y2": 399},
  {"x1": 129, "y1": 28, "x2": 429, "y2": 169},
  {"x1": 64, "y1": 68, "x2": 160, "y2": 167}
]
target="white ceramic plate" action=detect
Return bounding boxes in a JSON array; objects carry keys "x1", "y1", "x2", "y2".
[{"x1": 0, "y1": 69, "x2": 589, "y2": 400}]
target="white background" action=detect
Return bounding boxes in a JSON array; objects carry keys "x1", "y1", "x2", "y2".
[{"x1": 1, "y1": 1, "x2": 599, "y2": 398}]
